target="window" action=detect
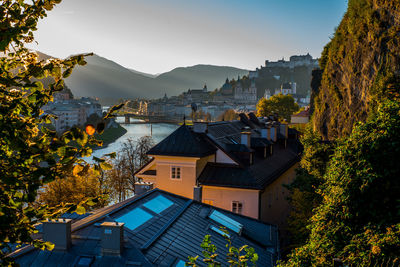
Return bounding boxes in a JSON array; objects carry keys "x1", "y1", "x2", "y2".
[
  {"x1": 76, "y1": 256, "x2": 95, "y2": 267},
  {"x1": 209, "y1": 210, "x2": 243, "y2": 234},
  {"x1": 232, "y1": 201, "x2": 243, "y2": 214},
  {"x1": 171, "y1": 166, "x2": 181, "y2": 179},
  {"x1": 115, "y1": 207, "x2": 153, "y2": 230},
  {"x1": 210, "y1": 225, "x2": 230, "y2": 238},
  {"x1": 174, "y1": 260, "x2": 186, "y2": 267},
  {"x1": 143, "y1": 195, "x2": 173, "y2": 214}
]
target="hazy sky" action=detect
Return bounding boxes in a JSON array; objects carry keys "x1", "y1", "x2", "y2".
[{"x1": 27, "y1": 0, "x2": 348, "y2": 74}]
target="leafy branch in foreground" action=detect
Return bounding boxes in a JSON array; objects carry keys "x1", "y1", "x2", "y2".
[
  {"x1": 0, "y1": 0, "x2": 125, "y2": 264},
  {"x1": 187, "y1": 228, "x2": 258, "y2": 266}
]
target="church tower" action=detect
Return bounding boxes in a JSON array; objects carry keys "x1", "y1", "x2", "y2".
[{"x1": 203, "y1": 84, "x2": 207, "y2": 93}]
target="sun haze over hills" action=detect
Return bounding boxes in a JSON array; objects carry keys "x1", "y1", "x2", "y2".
[{"x1": 63, "y1": 53, "x2": 249, "y2": 104}]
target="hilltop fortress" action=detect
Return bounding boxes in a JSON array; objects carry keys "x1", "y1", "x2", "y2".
[{"x1": 249, "y1": 53, "x2": 319, "y2": 79}]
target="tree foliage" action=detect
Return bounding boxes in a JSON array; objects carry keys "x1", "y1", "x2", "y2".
[
  {"x1": 36, "y1": 170, "x2": 110, "y2": 210},
  {"x1": 105, "y1": 136, "x2": 154, "y2": 202},
  {"x1": 187, "y1": 229, "x2": 258, "y2": 267},
  {"x1": 0, "y1": 0, "x2": 123, "y2": 263},
  {"x1": 191, "y1": 109, "x2": 212, "y2": 122},
  {"x1": 256, "y1": 94, "x2": 299, "y2": 121},
  {"x1": 281, "y1": 100, "x2": 400, "y2": 266},
  {"x1": 217, "y1": 109, "x2": 238, "y2": 121},
  {"x1": 284, "y1": 126, "x2": 334, "y2": 251}
]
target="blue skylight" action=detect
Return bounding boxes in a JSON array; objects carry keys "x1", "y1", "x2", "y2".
[
  {"x1": 174, "y1": 260, "x2": 186, "y2": 267},
  {"x1": 209, "y1": 210, "x2": 243, "y2": 234},
  {"x1": 210, "y1": 225, "x2": 230, "y2": 238},
  {"x1": 143, "y1": 195, "x2": 174, "y2": 214},
  {"x1": 229, "y1": 137, "x2": 238, "y2": 144},
  {"x1": 115, "y1": 207, "x2": 153, "y2": 230}
]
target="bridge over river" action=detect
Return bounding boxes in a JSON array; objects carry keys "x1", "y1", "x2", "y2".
[{"x1": 120, "y1": 114, "x2": 182, "y2": 125}]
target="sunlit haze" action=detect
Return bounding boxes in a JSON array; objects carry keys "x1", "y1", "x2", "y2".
[{"x1": 27, "y1": 0, "x2": 347, "y2": 74}]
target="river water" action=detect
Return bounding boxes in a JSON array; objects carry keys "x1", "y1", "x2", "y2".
[{"x1": 90, "y1": 117, "x2": 179, "y2": 160}]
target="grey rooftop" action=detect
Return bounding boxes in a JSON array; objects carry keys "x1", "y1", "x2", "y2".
[{"x1": 12, "y1": 189, "x2": 279, "y2": 266}]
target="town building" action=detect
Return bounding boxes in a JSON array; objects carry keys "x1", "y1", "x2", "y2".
[
  {"x1": 135, "y1": 114, "x2": 301, "y2": 235},
  {"x1": 183, "y1": 84, "x2": 209, "y2": 103},
  {"x1": 291, "y1": 107, "x2": 310, "y2": 124},
  {"x1": 234, "y1": 78, "x2": 257, "y2": 103},
  {"x1": 42, "y1": 97, "x2": 102, "y2": 133},
  {"x1": 264, "y1": 53, "x2": 319, "y2": 69},
  {"x1": 11, "y1": 189, "x2": 280, "y2": 266},
  {"x1": 264, "y1": 89, "x2": 272, "y2": 100},
  {"x1": 220, "y1": 78, "x2": 234, "y2": 95}
]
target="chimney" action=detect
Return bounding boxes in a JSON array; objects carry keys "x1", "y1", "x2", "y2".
[
  {"x1": 193, "y1": 186, "x2": 202, "y2": 202},
  {"x1": 134, "y1": 182, "x2": 153, "y2": 196},
  {"x1": 280, "y1": 124, "x2": 288, "y2": 139},
  {"x1": 241, "y1": 131, "x2": 251, "y2": 147},
  {"x1": 261, "y1": 128, "x2": 268, "y2": 139},
  {"x1": 101, "y1": 222, "x2": 124, "y2": 255},
  {"x1": 42, "y1": 218, "x2": 72, "y2": 250},
  {"x1": 193, "y1": 122, "x2": 208, "y2": 133},
  {"x1": 273, "y1": 124, "x2": 279, "y2": 142},
  {"x1": 270, "y1": 126, "x2": 277, "y2": 142}
]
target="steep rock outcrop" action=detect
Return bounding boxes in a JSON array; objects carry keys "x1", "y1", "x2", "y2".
[{"x1": 312, "y1": 0, "x2": 400, "y2": 139}]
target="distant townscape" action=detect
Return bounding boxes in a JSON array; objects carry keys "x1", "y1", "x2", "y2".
[
  {"x1": 41, "y1": 88, "x2": 119, "y2": 134},
  {"x1": 4, "y1": 1, "x2": 400, "y2": 266},
  {"x1": 137, "y1": 54, "x2": 316, "y2": 120}
]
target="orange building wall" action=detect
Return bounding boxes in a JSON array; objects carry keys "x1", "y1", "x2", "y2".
[
  {"x1": 153, "y1": 156, "x2": 198, "y2": 199},
  {"x1": 196, "y1": 155, "x2": 215, "y2": 178},
  {"x1": 259, "y1": 163, "x2": 298, "y2": 233},
  {"x1": 202, "y1": 186, "x2": 260, "y2": 219}
]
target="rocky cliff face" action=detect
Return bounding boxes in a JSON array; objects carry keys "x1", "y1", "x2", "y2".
[{"x1": 312, "y1": 0, "x2": 400, "y2": 140}]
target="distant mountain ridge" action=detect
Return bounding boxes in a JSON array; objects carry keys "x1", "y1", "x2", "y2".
[
  {"x1": 49, "y1": 53, "x2": 250, "y2": 104},
  {"x1": 128, "y1": 69, "x2": 159, "y2": 78}
]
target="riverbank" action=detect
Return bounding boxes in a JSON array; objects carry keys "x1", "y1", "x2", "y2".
[
  {"x1": 95, "y1": 123, "x2": 127, "y2": 148},
  {"x1": 88, "y1": 121, "x2": 178, "y2": 160}
]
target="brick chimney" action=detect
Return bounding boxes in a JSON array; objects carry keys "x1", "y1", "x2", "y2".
[
  {"x1": 42, "y1": 218, "x2": 72, "y2": 250},
  {"x1": 101, "y1": 222, "x2": 124, "y2": 255}
]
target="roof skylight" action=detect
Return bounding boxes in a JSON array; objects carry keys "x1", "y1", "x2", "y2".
[
  {"x1": 174, "y1": 260, "x2": 186, "y2": 267},
  {"x1": 143, "y1": 195, "x2": 174, "y2": 214},
  {"x1": 115, "y1": 207, "x2": 153, "y2": 230},
  {"x1": 209, "y1": 210, "x2": 243, "y2": 234},
  {"x1": 210, "y1": 225, "x2": 230, "y2": 238}
]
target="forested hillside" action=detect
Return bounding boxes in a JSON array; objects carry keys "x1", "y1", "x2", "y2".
[
  {"x1": 312, "y1": 0, "x2": 400, "y2": 139},
  {"x1": 282, "y1": 0, "x2": 400, "y2": 265}
]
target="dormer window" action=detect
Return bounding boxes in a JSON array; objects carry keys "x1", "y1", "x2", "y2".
[
  {"x1": 171, "y1": 166, "x2": 181, "y2": 179},
  {"x1": 232, "y1": 201, "x2": 243, "y2": 214}
]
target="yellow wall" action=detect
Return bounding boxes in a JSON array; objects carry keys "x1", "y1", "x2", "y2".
[
  {"x1": 139, "y1": 155, "x2": 215, "y2": 199},
  {"x1": 152, "y1": 156, "x2": 198, "y2": 199},
  {"x1": 196, "y1": 155, "x2": 215, "y2": 177},
  {"x1": 259, "y1": 163, "x2": 298, "y2": 234},
  {"x1": 202, "y1": 186, "x2": 260, "y2": 219}
]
